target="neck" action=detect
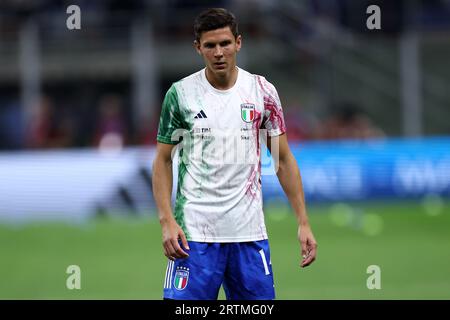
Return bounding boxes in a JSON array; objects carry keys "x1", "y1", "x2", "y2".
[{"x1": 206, "y1": 66, "x2": 238, "y2": 90}]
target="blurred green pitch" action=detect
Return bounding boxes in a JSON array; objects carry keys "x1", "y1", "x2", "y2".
[{"x1": 1, "y1": 200, "x2": 449, "y2": 299}]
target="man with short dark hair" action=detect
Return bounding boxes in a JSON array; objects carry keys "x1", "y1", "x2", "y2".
[{"x1": 153, "y1": 7, "x2": 317, "y2": 300}]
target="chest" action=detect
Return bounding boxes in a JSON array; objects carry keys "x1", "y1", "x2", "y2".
[{"x1": 185, "y1": 90, "x2": 264, "y2": 130}]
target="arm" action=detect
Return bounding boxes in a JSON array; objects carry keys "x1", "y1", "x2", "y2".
[
  {"x1": 152, "y1": 142, "x2": 189, "y2": 261},
  {"x1": 267, "y1": 133, "x2": 317, "y2": 267}
]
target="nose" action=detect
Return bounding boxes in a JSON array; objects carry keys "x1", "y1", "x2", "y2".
[{"x1": 214, "y1": 45, "x2": 223, "y2": 58}]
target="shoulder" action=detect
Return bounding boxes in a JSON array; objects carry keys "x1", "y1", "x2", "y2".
[
  {"x1": 165, "y1": 69, "x2": 204, "y2": 100},
  {"x1": 241, "y1": 68, "x2": 278, "y2": 97},
  {"x1": 163, "y1": 69, "x2": 200, "y2": 94},
  {"x1": 176, "y1": 69, "x2": 204, "y2": 88}
]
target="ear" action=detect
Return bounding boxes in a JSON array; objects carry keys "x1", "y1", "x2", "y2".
[
  {"x1": 235, "y1": 35, "x2": 242, "y2": 52},
  {"x1": 194, "y1": 40, "x2": 202, "y2": 55}
]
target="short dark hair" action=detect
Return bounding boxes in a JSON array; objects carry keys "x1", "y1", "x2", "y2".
[{"x1": 194, "y1": 8, "x2": 239, "y2": 41}]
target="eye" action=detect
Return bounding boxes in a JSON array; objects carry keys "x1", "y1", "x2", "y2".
[{"x1": 204, "y1": 43, "x2": 215, "y2": 49}]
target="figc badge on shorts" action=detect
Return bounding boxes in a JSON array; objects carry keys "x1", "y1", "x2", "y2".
[
  {"x1": 174, "y1": 266, "x2": 189, "y2": 290},
  {"x1": 241, "y1": 103, "x2": 255, "y2": 123}
]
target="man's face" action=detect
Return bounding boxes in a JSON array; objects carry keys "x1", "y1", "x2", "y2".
[{"x1": 195, "y1": 26, "x2": 241, "y2": 78}]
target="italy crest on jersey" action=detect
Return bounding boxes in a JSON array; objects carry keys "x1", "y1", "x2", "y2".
[
  {"x1": 241, "y1": 103, "x2": 255, "y2": 123},
  {"x1": 174, "y1": 266, "x2": 189, "y2": 290}
]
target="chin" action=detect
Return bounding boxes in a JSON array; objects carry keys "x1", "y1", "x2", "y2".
[{"x1": 213, "y1": 68, "x2": 228, "y2": 75}]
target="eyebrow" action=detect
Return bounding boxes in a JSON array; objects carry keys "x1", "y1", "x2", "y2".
[{"x1": 203, "y1": 39, "x2": 232, "y2": 47}]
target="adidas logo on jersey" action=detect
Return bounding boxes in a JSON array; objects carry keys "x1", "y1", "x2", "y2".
[{"x1": 194, "y1": 110, "x2": 207, "y2": 119}]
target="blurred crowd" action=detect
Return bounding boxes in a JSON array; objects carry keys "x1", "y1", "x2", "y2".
[
  {"x1": 0, "y1": 92, "x2": 385, "y2": 150},
  {"x1": 0, "y1": 93, "x2": 138, "y2": 150},
  {"x1": 284, "y1": 102, "x2": 385, "y2": 142}
]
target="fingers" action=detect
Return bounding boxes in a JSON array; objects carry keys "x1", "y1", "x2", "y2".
[
  {"x1": 163, "y1": 240, "x2": 177, "y2": 261},
  {"x1": 301, "y1": 241, "x2": 318, "y2": 268},
  {"x1": 179, "y1": 232, "x2": 190, "y2": 251},
  {"x1": 162, "y1": 224, "x2": 190, "y2": 260},
  {"x1": 301, "y1": 250, "x2": 315, "y2": 267},
  {"x1": 163, "y1": 237, "x2": 189, "y2": 261},
  {"x1": 171, "y1": 238, "x2": 189, "y2": 259}
]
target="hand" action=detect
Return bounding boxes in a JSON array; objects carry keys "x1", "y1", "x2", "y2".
[
  {"x1": 298, "y1": 224, "x2": 317, "y2": 268},
  {"x1": 161, "y1": 217, "x2": 190, "y2": 261}
]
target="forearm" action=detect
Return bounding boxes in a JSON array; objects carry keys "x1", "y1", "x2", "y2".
[
  {"x1": 276, "y1": 152, "x2": 309, "y2": 227},
  {"x1": 152, "y1": 156, "x2": 175, "y2": 224}
]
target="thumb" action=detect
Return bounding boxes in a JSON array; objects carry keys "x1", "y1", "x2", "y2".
[
  {"x1": 298, "y1": 227, "x2": 306, "y2": 257},
  {"x1": 179, "y1": 230, "x2": 190, "y2": 250},
  {"x1": 300, "y1": 238, "x2": 307, "y2": 259}
]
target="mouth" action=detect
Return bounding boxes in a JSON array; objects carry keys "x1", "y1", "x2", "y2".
[{"x1": 214, "y1": 62, "x2": 226, "y2": 69}]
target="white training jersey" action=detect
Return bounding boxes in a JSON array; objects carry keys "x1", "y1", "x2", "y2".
[{"x1": 157, "y1": 67, "x2": 286, "y2": 242}]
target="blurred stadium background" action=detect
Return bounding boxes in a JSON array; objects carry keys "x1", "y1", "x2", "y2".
[{"x1": 0, "y1": 0, "x2": 449, "y2": 299}]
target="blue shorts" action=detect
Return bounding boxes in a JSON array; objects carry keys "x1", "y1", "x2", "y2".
[{"x1": 163, "y1": 240, "x2": 275, "y2": 300}]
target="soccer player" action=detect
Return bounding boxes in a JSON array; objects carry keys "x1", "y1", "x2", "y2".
[{"x1": 152, "y1": 7, "x2": 317, "y2": 300}]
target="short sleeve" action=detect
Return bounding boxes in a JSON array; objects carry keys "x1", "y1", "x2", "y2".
[
  {"x1": 157, "y1": 84, "x2": 183, "y2": 144},
  {"x1": 259, "y1": 77, "x2": 286, "y2": 137}
]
